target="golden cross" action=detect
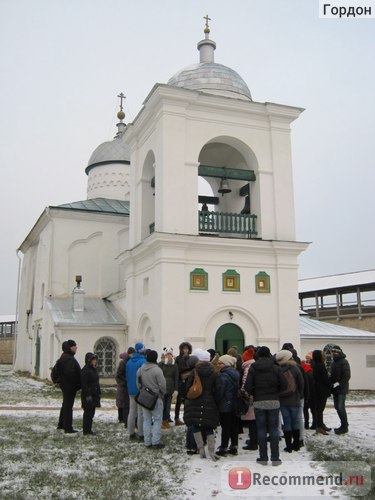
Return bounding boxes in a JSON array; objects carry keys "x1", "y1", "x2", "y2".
[{"x1": 203, "y1": 14, "x2": 211, "y2": 32}]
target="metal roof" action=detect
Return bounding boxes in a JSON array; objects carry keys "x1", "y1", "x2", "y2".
[
  {"x1": 46, "y1": 297, "x2": 126, "y2": 327},
  {"x1": 299, "y1": 269, "x2": 375, "y2": 296},
  {"x1": 54, "y1": 198, "x2": 130, "y2": 216},
  {"x1": 168, "y1": 62, "x2": 252, "y2": 100},
  {"x1": 86, "y1": 137, "x2": 130, "y2": 173},
  {"x1": 299, "y1": 315, "x2": 375, "y2": 340},
  {"x1": 0, "y1": 315, "x2": 16, "y2": 323}
]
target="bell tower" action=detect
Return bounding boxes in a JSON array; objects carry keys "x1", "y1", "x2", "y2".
[{"x1": 120, "y1": 18, "x2": 308, "y2": 353}]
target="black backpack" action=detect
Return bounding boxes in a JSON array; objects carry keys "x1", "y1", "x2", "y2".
[{"x1": 51, "y1": 359, "x2": 62, "y2": 385}]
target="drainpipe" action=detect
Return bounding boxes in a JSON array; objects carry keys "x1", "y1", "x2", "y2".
[{"x1": 14, "y1": 250, "x2": 22, "y2": 367}]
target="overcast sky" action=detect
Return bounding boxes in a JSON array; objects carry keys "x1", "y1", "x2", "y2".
[{"x1": 0, "y1": 0, "x2": 374, "y2": 315}]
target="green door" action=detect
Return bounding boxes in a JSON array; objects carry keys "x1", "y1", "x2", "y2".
[{"x1": 215, "y1": 323, "x2": 244, "y2": 355}]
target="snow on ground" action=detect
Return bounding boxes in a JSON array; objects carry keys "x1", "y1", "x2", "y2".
[
  {"x1": 0, "y1": 365, "x2": 374, "y2": 499},
  {"x1": 182, "y1": 405, "x2": 375, "y2": 499}
]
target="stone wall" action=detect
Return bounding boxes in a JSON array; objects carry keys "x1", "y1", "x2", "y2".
[{"x1": 0, "y1": 338, "x2": 14, "y2": 364}]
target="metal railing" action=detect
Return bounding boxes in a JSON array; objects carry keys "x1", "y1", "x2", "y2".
[{"x1": 198, "y1": 211, "x2": 257, "y2": 238}]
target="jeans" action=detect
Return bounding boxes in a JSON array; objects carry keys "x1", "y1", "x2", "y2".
[
  {"x1": 142, "y1": 398, "x2": 163, "y2": 446},
  {"x1": 163, "y1": 393, "x2": 172, "y2": 421},
  {"x1": 280, "y1": 405, "x2": 300, "y2": 431},
  {"x1": 333, "y1": 393, "x2": 348, "y2": 427},
  {"x1": 127, "y1": 395, "x2": 144, "y2": 436},
  {"x1": 254, "y1": 407, "x2": 280, "y2": 461}
]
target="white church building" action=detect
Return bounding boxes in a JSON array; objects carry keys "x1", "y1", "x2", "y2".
[{"x1": 14, "y1": 23, "x2": 310, "y2": 380}]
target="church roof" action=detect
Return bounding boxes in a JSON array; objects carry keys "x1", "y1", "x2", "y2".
[
  {"x1": 168, "y1": 62, "x2": 252, "y2": 100},
  {"x1": 55, "y1": 198, "x2": 130, "y2": 215},
  {"x1": 47, "y1": 297, "x2": 126, "y2": 327},
  {"x1": 86, "y1": 137, "x2": 130, "y2": 174},
  {"x1": 299, "y1": 315, "x2": 375, "y2": 340},
  {"x1": 167, "y1": 21, "x2": 252, "y2": 101}
]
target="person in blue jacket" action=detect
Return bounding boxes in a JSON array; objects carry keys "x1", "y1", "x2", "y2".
[{"x1": 126, "y1": 342, "x2": 146, "y2": 440}]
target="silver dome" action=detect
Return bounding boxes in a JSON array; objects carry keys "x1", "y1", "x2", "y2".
[
  {"x1": 86, "y1": 137, "x2": 130, "y2": 174},
  {"x1": 168, "y1": 62, "x2": 252, "y2": 100}
]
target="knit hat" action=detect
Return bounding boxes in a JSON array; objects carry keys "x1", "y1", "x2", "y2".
[
  {"x1": 218, "y1": 354, "x2": 237, "y2": 367},
  {"x1": 281, "y1": 343, "x2": 294, "y2": 350},
  {"x1": 163, "y1": 347, "x2": 174, "y2": 356},
  {"x1": 242, "y1": 348, "x2": 255, "y2": 362},
  {"x1": 119, "y1": 352, "x2": 128, "y2": 360},
  {"x1": 256, "y1": 346, "x2": 271, "y2": 358},
  {"x1": 135, "y1": 342, "x2": 145, "y2": 353},
  {"x1": 192, "y1": 348, "x2": 211, "y2": 362},
  {"x1": 331, "y1": 345, "x2": 343, "y2": 356},
  {"x1": 227, "y1": 347, "x2": 238, "y2": 357},
  {"x1": 276, "y1": 349, "x2": 293, "y2": 364},
  {"x1": 62, "y1": 340, "x2": 77, "y2": 353},
  {"x1": 146, "y1": 350, "x2": 158, "y2": 363}
]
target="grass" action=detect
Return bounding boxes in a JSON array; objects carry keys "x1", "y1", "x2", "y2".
[
  {"x1": 306, "y1": 430, "x2": 375, "y2": 499},
  {"x1": 0, "y1": 368, "x2": 187, "y2": 500},
  {"x1": 0, "y1": 413, "x2": 187, "y2": 500}
]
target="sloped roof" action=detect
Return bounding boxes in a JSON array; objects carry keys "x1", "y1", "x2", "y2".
[
  {"x1": 54, "y1": 198, "x2": 130, "y2": 216},
  {"x1": 299, "y1": 315, "x2": 375, "y2": 340},
  {"x1": 299, "y1": 269, "x2": 375, "y2": 295},
  {"x1": 46, "y1": 297, "x2": 126, "y2": 327}
]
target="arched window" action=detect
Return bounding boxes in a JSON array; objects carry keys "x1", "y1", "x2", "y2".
[{"x1": 94, "y1": 337, "x2": 117, "y2": 377}]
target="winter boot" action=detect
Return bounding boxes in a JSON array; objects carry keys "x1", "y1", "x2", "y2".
[
  {"x1": 334, "y1": 425, "x2": 348, "y2": 435},
  {"x1": 292, "y1": 429, "x2": 300, "y2": 451},
  {"x1": 162, "y1": 420, "x2": 170, "y2": 429},
  {"x1": 283, "y1": 430, "x2": 293, "y2": 453},
  {"x1": 193, "y1": 432, "x2": 206, "y2": 459},
  {"x1": 207, "y1": 434, "x2": 220, "y2": 461},
  {"x1": 243, "y1": 421, "x2": 258, "y2": 450},
  {"x1": 118, "y1": 408, "x2": 124, "y2": 423},
  {"x1": 316, "y1": 427, "x2": 329, "y2": 435}
]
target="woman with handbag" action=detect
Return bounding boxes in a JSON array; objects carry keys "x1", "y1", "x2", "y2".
[
  {"x1": 136, "y1": 350, "x2": 167, "y2": 448},
  {"x1": 183, "y1": 348, "x2": 220, "y2": 461}
]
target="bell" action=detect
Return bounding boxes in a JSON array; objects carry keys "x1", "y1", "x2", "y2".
[{"x1": 218, "y1": 178, "x2": 231, "y2": 196}]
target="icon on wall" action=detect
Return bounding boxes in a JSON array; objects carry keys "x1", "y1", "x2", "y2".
[
  {"x1": 255, "y1": 272, "x2": 270, "y2": 293},
  {"x1": 190, "y1": 268, "x2": 208, "y2": 290},
  {"x1": 223, "y1": 269, "x2": 240, "y2": 292}
]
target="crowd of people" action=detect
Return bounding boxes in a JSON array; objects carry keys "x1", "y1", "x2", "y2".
[{"x1": 54, "y1": 339, "x2": 351, "y2": 466}]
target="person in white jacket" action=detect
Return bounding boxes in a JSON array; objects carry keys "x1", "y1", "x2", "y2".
[{"x1": 137, "y1": 350, "x2": 167, "y2": 448}]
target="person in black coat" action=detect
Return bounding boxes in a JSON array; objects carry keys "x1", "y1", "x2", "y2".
[
  {"x1": 330, "y1": 345, "x2": 351, "y2": 434},
  {"x1": 245, "y1": 346, "x2": 287, "y2": 466},
  {"x1": 184, "y1": 349, "x2": 220, "y2": 460},
  {"x1": 311, "y1": 350, "x2": 331, "y2": 435},
  {"x1": 216, "y1": 355, "x2": 240, "y2": 456},
  {"x1": 174, "y1": 342, "x2": 193, "y2": 425},
  {"x1": 81, "y1": 352, "x2": 101, "y2": 435},
  {"x1": 57, "y1": 340, "x2": 81, "y2": 433}
]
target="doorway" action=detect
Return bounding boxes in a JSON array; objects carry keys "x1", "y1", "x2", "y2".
[{"x1": 215, "y1": 323, "x2": 245, "y2": 355}]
